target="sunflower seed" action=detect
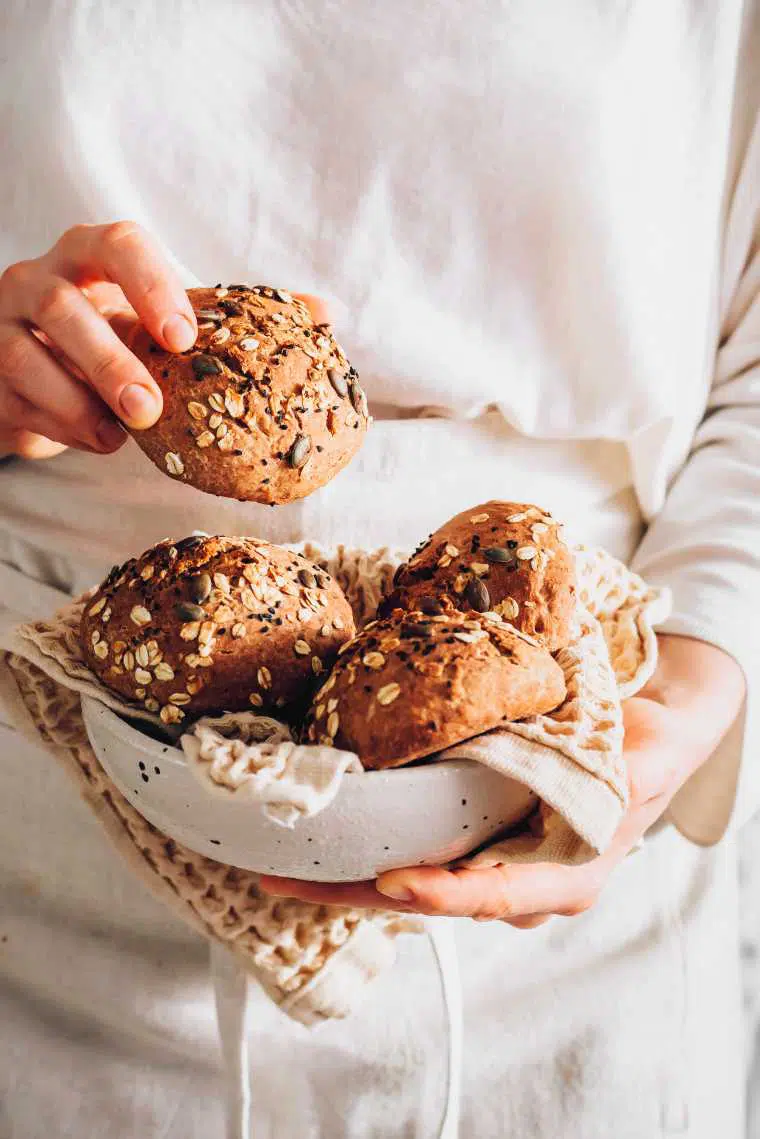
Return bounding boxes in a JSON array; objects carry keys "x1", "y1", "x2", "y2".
[
  {"x1": 196, "y1": 308, "x2": 225, "y2": 322},
  {"x1": 130, "y1": 605, "x2": 151, "y2": 626},
  {"x1": 294, "y1": 640, "x2": 311, "y2": 656},
  {"x1": 88, "y1": 597, "x2": 106, "y2": 616},
  {"x1": 176, "y1": 601, "x2": 206, "y2": 621},
  {"x1": 239, "y1": 337, "x2": 259, "y2": 351},
  {"x1": 327, "y1": 711, "x2": 340, "y2": 737},
  {"x1": 363, "y1": 651, "x2": 385, "y2": 669},
  {"x1": 298, "y1": 568, "x2": 317, "y2": 589},
  {"x1": 165, "y1": 452, "x2": 184, "y2": 476},
  {"x1": 154, "y1": 662, "x2": 175, "y2": 681},
  {"x1": 196, "y1": 431, "x2": 215, "y2": 448},
  {"x1": 465, "y1": 577, "x2": 491, "y2": 612},
  {"x1": 377, "y1": 682, "x2": 401, "y2": 706},
  {"x1": 328, "y1": 368, "x2": 348, "y2": 397},
  {"x1": 516, "y1": 546, "x2": 537, "y2": 560},
  {"x1": 192, "y1": 354, "x2": 223, "y2": 377},
  {"x1": 288, "y1": 434, "x2": 311, "y2": 469}
]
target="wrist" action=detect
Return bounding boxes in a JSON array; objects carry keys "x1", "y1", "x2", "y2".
[{"x1": 638, "y1": 633, "x2": 745, "y2": 747}]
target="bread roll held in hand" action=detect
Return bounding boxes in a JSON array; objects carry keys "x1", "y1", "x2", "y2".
[
  {"x1": 385, "y1": 501, "x2": 576, "y2": 652},
  {"x1": 81, "y1": 535, "x2": 355, "y2": 725},
  {"x1": 303, "y1": 608, "x2": 566, "y2": 769},
  {"x1": 128, "y1": 285, "x2": 370, "y2": 503}
]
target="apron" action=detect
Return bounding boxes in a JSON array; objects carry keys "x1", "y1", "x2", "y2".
[{"x1": 0, "y1": 415, "x2": 745, "y2": 1137}]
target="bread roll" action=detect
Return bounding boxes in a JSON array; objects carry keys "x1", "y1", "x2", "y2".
[
  {"x1": 128, "y1": 285, "x2": 369, "y2": 503},
  {"x1": 81, "y1": 535, "x2": 355, "y2": 725},
  {"x1": 385, "y1": 501, "x2": 576, "y2": 651},
  {"x1": 304, "y1": 607, "x2": 566, "y2": 769}
]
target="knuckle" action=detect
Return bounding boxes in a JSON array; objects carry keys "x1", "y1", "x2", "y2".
[
  {"x1": 102, "y1": 219, "x2": 143, "y2": 251},
  {"x1": 560, "y1": 893, "x2": 597, "y2": 917},
  {"x1": 34, "y1": 280, "x2": 76, "y2": 325},
  {"x1": 58, "y1": 223, "x2": 90, "y2": 248},
  {"x1": 0, "y1": 260, "x2": 31, "y2": 297}
]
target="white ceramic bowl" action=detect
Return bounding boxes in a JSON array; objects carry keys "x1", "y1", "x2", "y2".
[{"x1": 82, "y1": 696, "x2": 537, "y2": 882}]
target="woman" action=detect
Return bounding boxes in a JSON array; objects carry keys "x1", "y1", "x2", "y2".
[{"x1": 0, "y1": 3, "x2": 758, "y2": 1136}]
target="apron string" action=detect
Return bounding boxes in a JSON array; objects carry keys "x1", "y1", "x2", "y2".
[
  {"x1": 211, "y1": 942, "x2": 252, "y2": 1139},
  {"x1": 427, "y1": 918, "x2": 463, "y2": 1139}
]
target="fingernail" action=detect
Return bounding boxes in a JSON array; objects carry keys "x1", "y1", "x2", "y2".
[
  {"x1": 95, "y1": 417, "x2": 127, "y2": 451},
  {"x1": 377, "y1": 882, "x2": 414, "y2": 902},
  {"x1": 162, "y1": 313, "x2": 196, "y2": 352},
  {"x1": 120, "y1": 383, "x2": 160, "y2": 425}
]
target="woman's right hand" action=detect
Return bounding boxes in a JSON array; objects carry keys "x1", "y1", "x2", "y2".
[{"x1": 0, "y1": 222, "x2": 197, "y2": 458}]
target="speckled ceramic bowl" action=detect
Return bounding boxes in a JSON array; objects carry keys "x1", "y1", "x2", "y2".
[{"x1": 81, "y1": 696, "x2": 537, "y2": 882}]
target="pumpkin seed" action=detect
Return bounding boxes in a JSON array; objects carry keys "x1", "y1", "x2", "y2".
[
  {"x1": 176, "y1": 602, "x2": 206, "y2": 621},
  {"x1": 192, "y1": 354, "x2": 223, "y2": 377},
  {"x1": 288, "y1": 434, "x2": 311, "y2": 469},
  {"x1": 188, "y1": 573, "x2": 212, "y2": 603},
  {"x1": 328, "y1": 368, "x2": 348, "y2": 397},
  {"x1": 348, "y1": 378, "x2": 367, "y2": 416},
  {"x1": 465, "y1": 577, "x2": 491, "y2": 613},
  {"x1": 484, "y1": 547, "x2": 517, "y2": 566}
]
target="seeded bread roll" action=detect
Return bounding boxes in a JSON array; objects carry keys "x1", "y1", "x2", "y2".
[
  {"x1": 303, "y1": 608, "x2": 566, "y2": 770},
  {"x1": 384, "y1": 501, "x2": 576, "y2": 652},
  {"x1": 80, "y1": 535, "x2": 355, "y2": 726},
  {"x1": 127, "y1": 285, "x2": 370, "y2": 503}
]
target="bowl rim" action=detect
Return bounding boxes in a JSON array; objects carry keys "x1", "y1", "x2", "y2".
[{"x1": 81, "y1": 694, "x2": 486, "y2": 784}]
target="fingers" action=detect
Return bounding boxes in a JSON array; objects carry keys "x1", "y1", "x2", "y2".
[
  {"x1": 0, "y1": 428, "x2": 69, "y2": 460},
  {"x1": 47, "y1": 222, "x2": 197, "y2": 352},
  {"x1": 259, "y1": 875, "x2": 418, "y2": 912},
  {"x1": 377, "y1": 863, "x2": 602, "y2": 921},
  {"x1": 0, "y1": 326, "x2": 127, "y2": 450},
  {"x1": 0, "y1": 385, "x2": 100, "y2": 451},
  {"x1": 2, "y1": 269, "x2": 163, "y2": 429},
  {"x1": 293, "y1": 293, "x2": 332, "y2": 325}
]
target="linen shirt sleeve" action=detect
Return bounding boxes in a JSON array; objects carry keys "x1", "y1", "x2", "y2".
[{"x1": 631, "y1": 98, "x2": 760, "y2": 841}]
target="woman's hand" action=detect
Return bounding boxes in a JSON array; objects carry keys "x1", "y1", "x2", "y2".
[
  {"x1": 0, "y1": 222, "x2": 198, "y2": 458},
  {"x1": 260, "y1": 635, "x2": 745, "y2": 924}
]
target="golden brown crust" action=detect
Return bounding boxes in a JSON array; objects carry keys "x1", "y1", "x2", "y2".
[
  {"x1": 80, "y1": 535, "x2": 355, "y2": 725},
  {"x1": 127, "y1": 286, "x2": 369, "y2": 503},
  {"x1": 384, "y1": 501, "x2": 576, "y2": 652},
  {"x1": 303, "y1": 608, "x2": 566, "y2": 769}
]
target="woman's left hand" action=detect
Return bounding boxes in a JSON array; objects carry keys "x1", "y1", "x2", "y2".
[{"x1": 260, "y1": 635, "x2": 745, "y2": 925}]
